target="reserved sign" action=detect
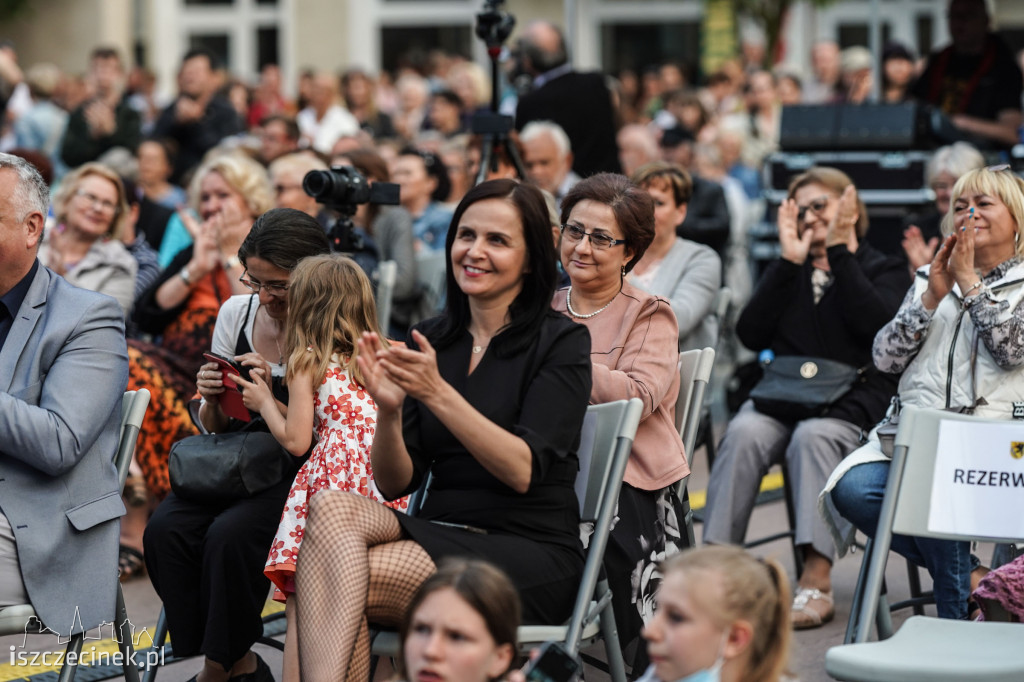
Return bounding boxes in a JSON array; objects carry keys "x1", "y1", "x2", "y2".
[{"x1": 927, "y1": 419, "x2": 1024, "y2": 538}]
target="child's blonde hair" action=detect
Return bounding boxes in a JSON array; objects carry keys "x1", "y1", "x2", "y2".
[
  {"x1": 284, "y1": 254, "x2": 388, "y2": 388},
  {"x1": 661, "y1": 546, "x2": 791, "y2": 682}
]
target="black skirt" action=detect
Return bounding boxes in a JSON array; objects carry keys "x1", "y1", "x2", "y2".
[{"x1": 395, "y1": 511, "x2": 584, "y2": 625}]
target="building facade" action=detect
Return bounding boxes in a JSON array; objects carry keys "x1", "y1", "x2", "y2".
[{"x1": 1, "y1": 0, "x2": 1019, "y2": 99}]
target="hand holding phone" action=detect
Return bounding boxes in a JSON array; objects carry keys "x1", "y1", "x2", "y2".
[
  {"x1": 523, "y1": 642, "x2": 581, "y2": 682},
  {"x1": 202, "y1": 352, "x2": 252, "y2": 421}
]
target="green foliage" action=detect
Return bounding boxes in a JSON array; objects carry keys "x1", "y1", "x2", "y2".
[
  {"x1": 732, "y1": 0, "x2": 838, "y2": 68},
  {"x1": 0, "y1": 0, "x2": 33, "y2": 24}
]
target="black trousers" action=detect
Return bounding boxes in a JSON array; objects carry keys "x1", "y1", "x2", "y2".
[{"x1": 143, "y1": 478, "x2": 292, "y2": 670}]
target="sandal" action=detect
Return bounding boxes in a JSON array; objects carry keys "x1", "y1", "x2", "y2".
[
  {"x1": 791, "y1": 587, "x2": 834, "y2": 630},
  {"x1": 118, "y1": 545, "x2": 145, "y2": 582},
  {"x1": 124, "y1": 473, "x2": 148, "y2": 507}
]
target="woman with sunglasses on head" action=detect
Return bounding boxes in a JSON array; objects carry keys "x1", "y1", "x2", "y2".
[
  {"x1": 144, "y1": 208, "x2": 332, "y2": 682},
  {"x1": 702, "y1": 167, "x2": 909, "y2": 630},
  {"x1": 551, "y1": 173, "x2": 687, "y2": 671},
  {"x1": 40, "y1": 162, "x2": 137, "y2": 315},
  {"x1": 827, "y1": 166, "x2": 1024, "y2": 620}
]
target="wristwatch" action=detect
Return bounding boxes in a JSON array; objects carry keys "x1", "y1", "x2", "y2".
[
  {"x1": 224, "y1": 255, "x2": 241, "y2": 269},
  {"x1": 179, "y1": 265, "x2": 193, "y2": 285}
]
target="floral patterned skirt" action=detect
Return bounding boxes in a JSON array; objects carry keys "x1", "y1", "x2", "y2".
[{"x1": 605, "y1": 483, "x2": 689, "y2": 670}]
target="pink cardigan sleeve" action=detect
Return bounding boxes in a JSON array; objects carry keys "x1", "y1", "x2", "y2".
[{"x1": 590, "y1": 296, "x2": 680, "y2": 420}]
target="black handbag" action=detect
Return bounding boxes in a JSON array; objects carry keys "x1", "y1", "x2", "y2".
[
  {"x1": 749, "y1": 356, "x2": 864, "y2": 421},
  {"x1": 169, "y1": 420, "x2": 295, "y2": 502}
]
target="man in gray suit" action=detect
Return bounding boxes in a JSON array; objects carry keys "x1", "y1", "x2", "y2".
[{"x1": 0, "y1": 152, "x2": 128, "y2": 638}]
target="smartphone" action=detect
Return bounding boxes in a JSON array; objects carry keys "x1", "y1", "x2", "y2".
[
  {"x1": 523, "y1": 642, "x2": 581, "y2": 682},
  {"x1": 202, "y1": 352, "x2": 252, "y2": 422}
]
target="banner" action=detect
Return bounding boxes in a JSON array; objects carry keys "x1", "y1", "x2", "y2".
[
  {"x1": 927, "y1": 419, "x2": 1024, "y2": 539},
  {"x1": 701, "y1": 0, "x2": 737, "y2": 78}
]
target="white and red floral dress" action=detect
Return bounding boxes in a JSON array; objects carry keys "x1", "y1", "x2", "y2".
[{"x1": 265, "y1": 358, "x2": 408, "y2": 600}]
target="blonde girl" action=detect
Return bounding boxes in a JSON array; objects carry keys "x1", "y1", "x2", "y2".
[
  {"x1": 237, "y1": 253, "x2": 407, "y2": 682},
  {"x1": 640, "y1": 546, "x2": 791, "y2": 682}
]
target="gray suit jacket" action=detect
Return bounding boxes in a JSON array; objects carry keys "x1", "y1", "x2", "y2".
[
  {"x1": 632, "y1": 238, "x2": 722, "y2": 352},
  {"x1": 0, "y1": 263, "x2": 128, "y2": 636}
]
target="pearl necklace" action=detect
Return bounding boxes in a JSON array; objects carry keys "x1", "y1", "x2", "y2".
[{"x1": 566, "y1": 286, "x2": 616, "y2": 319}]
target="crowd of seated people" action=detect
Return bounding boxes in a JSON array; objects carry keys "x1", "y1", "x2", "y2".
[{"x1": 2, "y1": 7, "x2": 1024, "y2": 680}]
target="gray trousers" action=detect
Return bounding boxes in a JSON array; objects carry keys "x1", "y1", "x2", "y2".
[
  {"x1": 703, "y1": 400, "x2": 862, "y2": 563},
  {"x1": 0, "y1": 512, "x2": 30, "y2": 607}
]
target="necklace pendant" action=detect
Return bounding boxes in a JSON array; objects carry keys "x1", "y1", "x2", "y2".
[{"x1": 472, "y1": 345, "x2": 483, "y2": 354}]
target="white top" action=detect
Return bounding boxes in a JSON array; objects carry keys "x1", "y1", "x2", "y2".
[{"x1": 297, "y1": 104, "x2": 360, "y2": 154}]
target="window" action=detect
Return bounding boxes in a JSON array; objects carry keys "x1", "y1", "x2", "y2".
[{"x1": 601, "y1": 22, "x2": 700, "y2": 79}]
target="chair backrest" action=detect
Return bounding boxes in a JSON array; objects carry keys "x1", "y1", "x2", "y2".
[
  {"x1": 713, "y1": 286, "x2": 731, "y2": 327},
  {"x1": 563, "y1": 398, "x2": 642, "y2": 654},
  {"x1": 374, "y1": 260, "x2": 397, "y2": 330},
  {"x1": 575, "y1": 399, "x2": 643, "y2": 523},
  {"x1": 852, "y1": 405, "x2": 1024, "y2": 642},
  {"x1": 415, "y1": 249, "x2": 448, "y2": 315},
  {"x1": 675, "y1": 347, "x2": 715, "y2": 461},
  {"x1": 891, "y1": 406, "x2": 1024, "y2": 544},
  {"x1": 116, "y1": 390, "x2": 151, "y2": 489}
]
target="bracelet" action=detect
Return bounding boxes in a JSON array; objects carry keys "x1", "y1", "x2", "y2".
[{"x1": 963, "y1": 280, "x2": 983, "y2": 297}]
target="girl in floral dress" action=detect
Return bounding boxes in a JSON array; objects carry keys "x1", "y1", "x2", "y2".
[{"x1": 237, "y1": 253, "x2": 407, "y2": 681}]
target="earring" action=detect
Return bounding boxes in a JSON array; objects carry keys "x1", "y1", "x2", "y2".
[{"x1": 621, "y1": 265, "x2": 626, "y2": 278}]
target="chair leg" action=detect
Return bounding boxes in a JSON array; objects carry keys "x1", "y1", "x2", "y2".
[
  {"x1": 905, "y1": 559, "x2": 925, "y2": 616},
  {"x1": 680, "y1": 488, "x2": 696, "y2": 549},
  {"x1": 844, "y1": 537, "x2": 871, "y2": 644},
  {"x1": 116, "y1": 583, "x2": 142, "y2": 682},
  {"x1": 699, "y1": 410, "x2": 716, "y2": 471},
  {"x1": 595, "y1": 579, "x2": 627, "y2": 682},
  {"x1": 56, "y1": 634, "x2": 84, "y2": 682},
  {"x1": 141, "y1": 610, "x2": 169, "y2": 682},
  {"x1": 781, "y1": 471, "x2": 803, "y2": 577}
]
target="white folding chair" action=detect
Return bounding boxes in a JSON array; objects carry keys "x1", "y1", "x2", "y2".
[
  {"x1": 374, "y1": 260, "x2": 398, "y2": 331},
  {"x1": 826, "y1": 406, "x2": 1024, "y2": 682},
  {"x1": 0, "y1": 389, "x2": 150, "y2": 682},
  {"x1": 371, "y1": 399, "x2": 643, "y2": 682},
  {"x1": 415, "y1": 249, "x2": 448, "y2": 316},
  {"x1": 674, "y1": 348, "x2": 715, "y2": 548}
]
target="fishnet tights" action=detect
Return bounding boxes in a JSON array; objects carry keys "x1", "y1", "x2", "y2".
[{"x1": 296, "y1": 491, "x2": 435, "y2": 682}]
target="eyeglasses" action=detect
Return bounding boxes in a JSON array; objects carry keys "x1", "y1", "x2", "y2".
[
  {"x1": 239, "y1": 274, "x2": 289, "y2": 296},
  {"x1": 560, "y1": 223, "x2": 627, "y2": 250},
  {"x1": 75, "y1": 189, "x2": 119, "y2": 214},
  {"x1": 796, "y1": 196, "x2": 829, "y2": 223}
]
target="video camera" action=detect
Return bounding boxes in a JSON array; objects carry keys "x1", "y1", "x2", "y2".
[{"x1": 302, "y1": 166, "x2": 400, "y2": 253}]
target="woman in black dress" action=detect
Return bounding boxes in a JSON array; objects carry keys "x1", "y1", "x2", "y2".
[{"x1": 294, "y1": 179, "x2": 592, "y2": 681}]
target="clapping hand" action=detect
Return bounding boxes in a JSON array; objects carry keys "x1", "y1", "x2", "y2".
[
  {"x1": 902, "y1": 225, "x2": 939, "y2": 272},
  {"x1": 356, "y1": 332, "x2": 408, "y2": 413},
  {"x1": 84, "y1": 101, "x2": 116, "y2": 138},
  {"x1": 777, "y1": 198, "x2": 812, "y2": 265},
  {"x1": 825, "y1": 185, "x2": 860, "y2": 250},
  {"x1": 923, "y1": 211, "x2": 978, "y2": 310},
  {"x1": 358, "y1": 330, "x2": 448, "y2": 410}
]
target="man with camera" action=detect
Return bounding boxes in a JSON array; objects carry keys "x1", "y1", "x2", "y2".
[{"x1": 0, "y1": 152, "x2": 129, "y2": 638}]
